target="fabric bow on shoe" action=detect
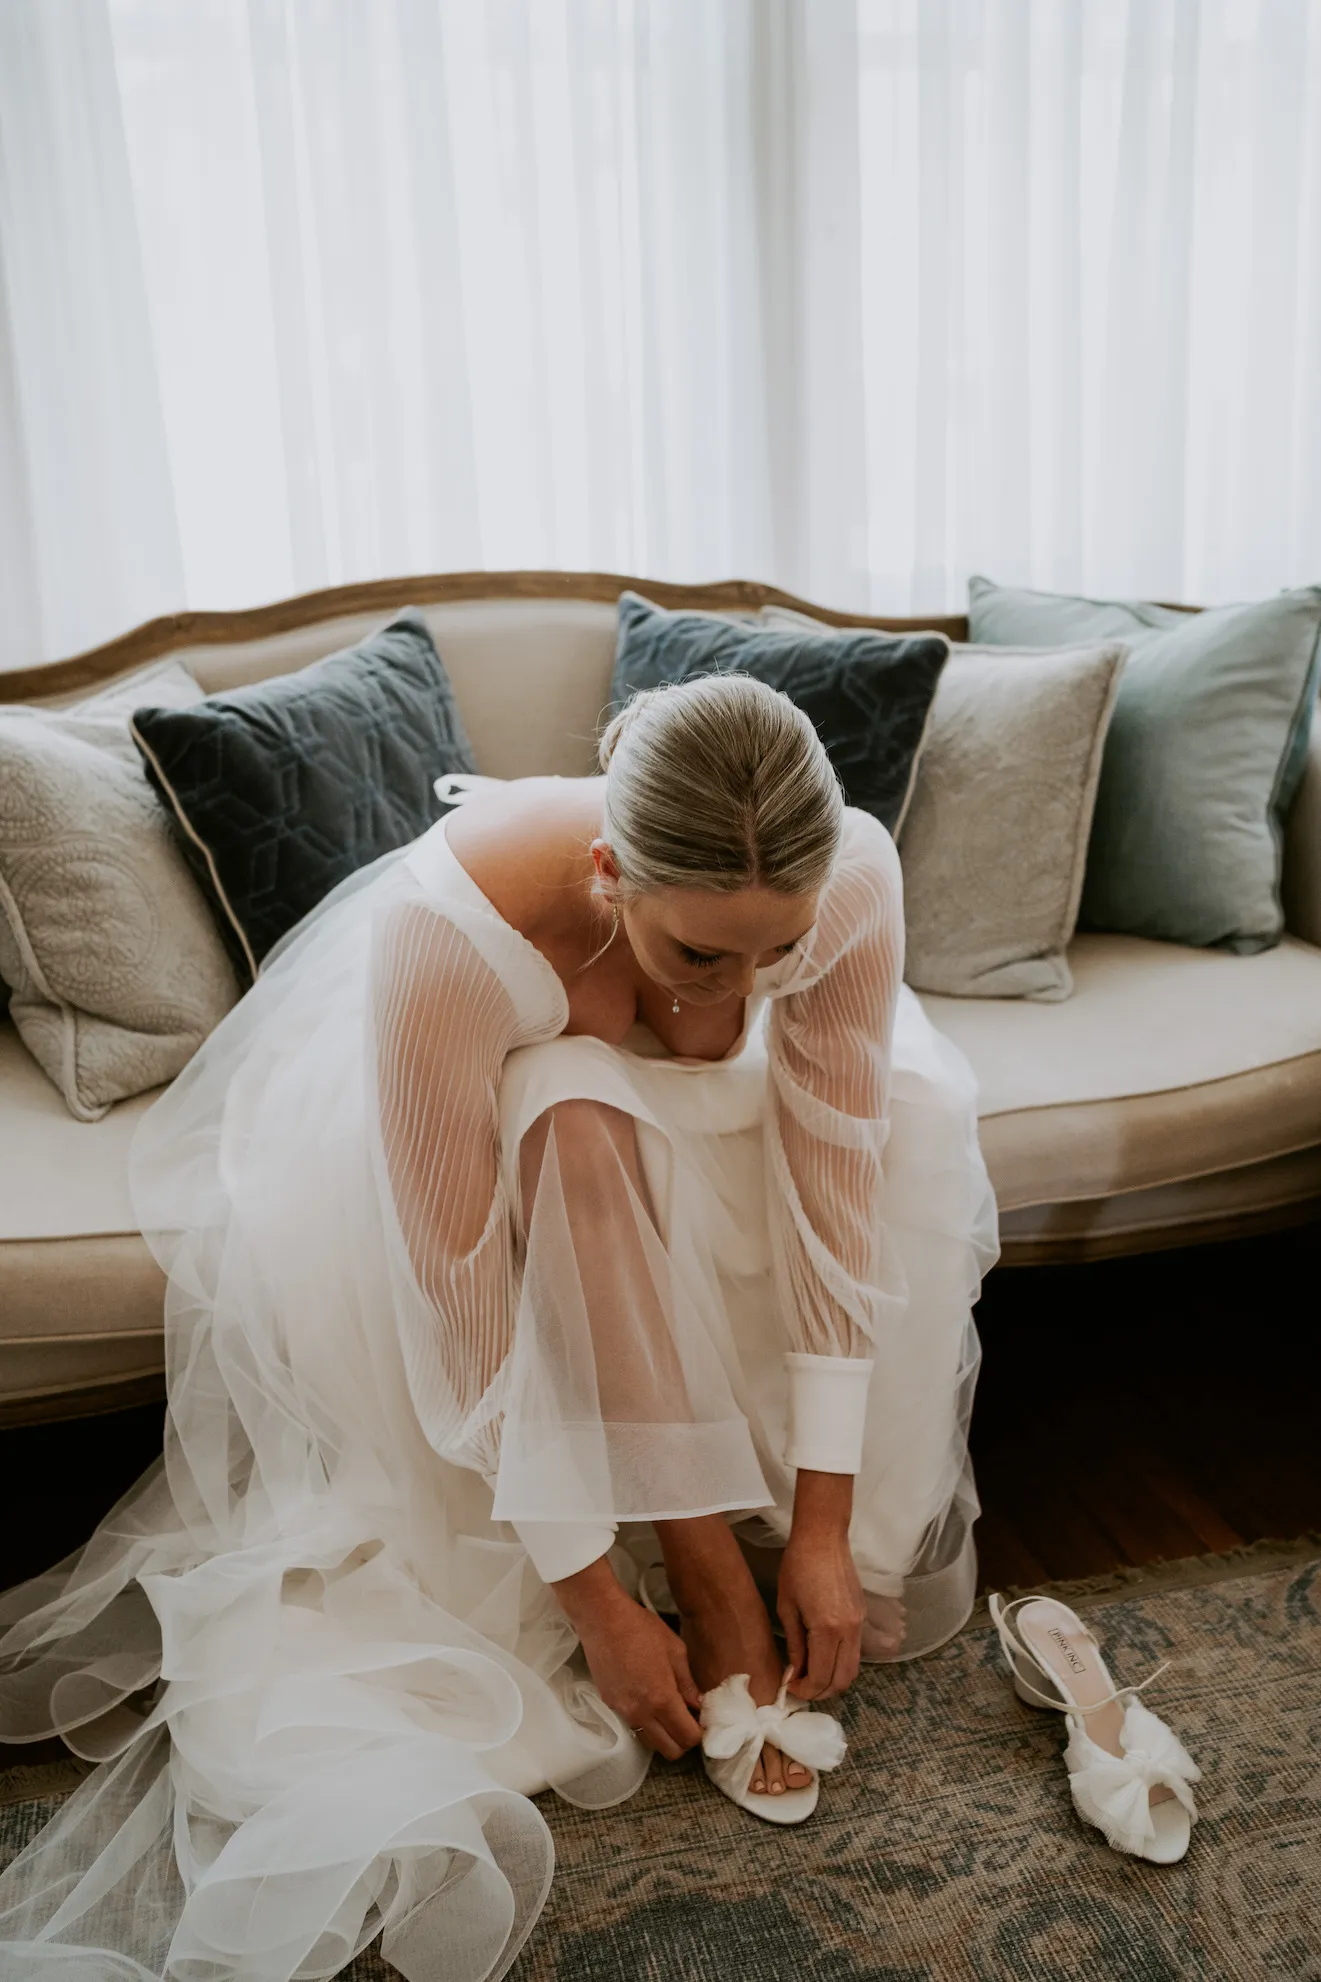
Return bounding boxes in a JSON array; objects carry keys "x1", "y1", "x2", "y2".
[
  {"x1": 699, "y1": 1672, "x2": 847, "y2": 1783},
  {"x1": 1064, "y1": 1698, "x2": 1201, "y2": 1855}
]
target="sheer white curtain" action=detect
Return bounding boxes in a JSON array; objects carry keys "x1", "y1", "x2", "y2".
[
  {"x1": 1, "y1": 0, "x2": 1319, "y2": 669},
  {"x1": 859, "y1": 0, "x2": 1321, "y2": 612}
]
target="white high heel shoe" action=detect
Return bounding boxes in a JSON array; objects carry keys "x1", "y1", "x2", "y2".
[
  {"x1": 639, "y1": 1566, "x2": 846, "y2": 1825},
  {"x1": 989, "y1": 1592, "x2": 1201, "y2": 1864}
]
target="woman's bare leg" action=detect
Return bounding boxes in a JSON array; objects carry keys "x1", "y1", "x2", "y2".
[
  {"x1": 518, "y1": 1099, "x2": 691, "y2": 1419},
  {"x1": 655, "y1": 1515, "x2": 811, "y2": 1797},
  {"x1": 519, "y1": 1106, "x2": 803, "y2": 1791}
]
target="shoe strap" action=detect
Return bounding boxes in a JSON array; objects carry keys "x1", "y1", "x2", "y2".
[{"x1": 989, "y1": 1594, "x2": 1172, "y2": 1717}]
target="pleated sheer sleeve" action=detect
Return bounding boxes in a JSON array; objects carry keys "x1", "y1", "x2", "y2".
[
  {"x1": 371, "y1": 889, "x2": 616, "y2": 1584},
  {"x1": 371, "y1": 898, "x2": 522, "y2": 1482},
  {"x1": 765, "y1": 809, "x2": 907, "y2": 1475}
]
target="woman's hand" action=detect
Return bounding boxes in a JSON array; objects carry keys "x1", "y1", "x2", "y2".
[
  {"x1": 778, "y1": 1470, "x2": 865, "y2": 1701},
  {"x1": 552, "y1": 1556, "x2": 702, "y2": 1758}
]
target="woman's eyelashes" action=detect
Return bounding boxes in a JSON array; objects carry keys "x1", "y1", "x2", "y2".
[{"x1": 676, "y1": 941, "x2": 799, "y2": 969}]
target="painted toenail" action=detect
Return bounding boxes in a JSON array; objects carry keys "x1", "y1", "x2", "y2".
[{"x1": 771, "y1": 1782, "x2": 784, "y2": 1794}]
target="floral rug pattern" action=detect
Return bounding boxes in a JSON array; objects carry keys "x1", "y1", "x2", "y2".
[{"x1": 3, "y1": 1553, "x2": 1319, "y2": 1980}]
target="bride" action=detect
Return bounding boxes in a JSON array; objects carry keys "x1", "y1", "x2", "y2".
[{"x1": 0, "y1": 672, "x2": 996, "y2": 1979}]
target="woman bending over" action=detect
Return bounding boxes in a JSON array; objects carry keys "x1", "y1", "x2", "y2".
[{"x1": 0, "y1": 673, "x2": 996, "y2": 1980}]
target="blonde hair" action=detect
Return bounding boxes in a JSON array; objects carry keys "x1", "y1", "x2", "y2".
[{"x1": 596, "y1": 673, "x2": 843, "y2": 897}]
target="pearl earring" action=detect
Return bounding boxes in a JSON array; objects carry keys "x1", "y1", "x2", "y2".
[{"x1": 672, "y1": 996, "x2": 680, "y2": 1014}]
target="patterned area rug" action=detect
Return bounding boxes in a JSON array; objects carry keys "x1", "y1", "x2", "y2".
[{"x1": 3, "y1": 1543, "x2": 1319, "y2": 1981}]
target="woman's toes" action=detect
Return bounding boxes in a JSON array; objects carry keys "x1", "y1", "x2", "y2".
[{"x1": 746, "y1": 1742, "x2": 811, "y2": 1797}]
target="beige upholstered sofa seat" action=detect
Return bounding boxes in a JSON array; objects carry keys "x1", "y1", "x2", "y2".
[
  {"x1": 0, "y1": 1026, "x2": 165, "y2": 1419},
  {"x1": 2, "y1": 572, "x2": 1319, "y2": 1420},
  {"x1": 922, "y1": 933, "x2": 1321, "y2": 1258}
]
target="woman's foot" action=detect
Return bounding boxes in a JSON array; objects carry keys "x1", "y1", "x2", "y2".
[
  {"x1": 654, "y1": 1516, "x2": 810, "y2": 1799},
  {"x1": 861, "y1": 1592, "x2": 906, "y2": 1660}
]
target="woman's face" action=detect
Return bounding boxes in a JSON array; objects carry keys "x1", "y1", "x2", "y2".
[{"x1": 592, "y1": 842, "x2": 818, "y2": 1006}]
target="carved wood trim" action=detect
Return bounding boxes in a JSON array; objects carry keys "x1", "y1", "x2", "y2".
[
  {"x1": 2, "y1": 570, "x2": 971, "y2": 703},
  {"x1": 0, "y1": 1369, "x2": 166, "y2": 1430},
  {"x1": 998, "y1": 1193, "x2": 1321, "y2": 1267}
]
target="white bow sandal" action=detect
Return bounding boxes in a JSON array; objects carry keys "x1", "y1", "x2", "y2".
[
  {"x1": 988, "y1": 1592, "x2": 1201, "y2": 1864},
  {"x1": 639, "y1": 1566, "x2": 846, "y2": 1824},
  {"x1": 699, "y1": 1669, "x2": 846, "y2": 1824}
]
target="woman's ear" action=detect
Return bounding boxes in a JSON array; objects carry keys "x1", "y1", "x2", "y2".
[{"x1": 590, "y1": 839, "x2": 622, "y2": 894}]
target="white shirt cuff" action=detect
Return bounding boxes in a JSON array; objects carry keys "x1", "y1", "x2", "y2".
[
  {"x1": 784, "y1": 1353, "x2": 874, "y2": 1474},
  {"x1": 514, "y1": 1519, "x2": 618, "y2": 1585}
]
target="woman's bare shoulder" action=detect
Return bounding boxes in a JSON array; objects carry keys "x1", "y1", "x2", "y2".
[{"x1": 442, "y1": 776, "x2": 602, "y2": 939}]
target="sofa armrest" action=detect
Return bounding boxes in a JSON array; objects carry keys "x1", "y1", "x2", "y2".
[{"x1": 1283, "y1": 706, "x2": 1321, "y2": 948}]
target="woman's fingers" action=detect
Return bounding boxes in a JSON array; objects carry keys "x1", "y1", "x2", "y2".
[
  {"x1": 645, "y1": 1671, "x2": 701, "y2": 1755},
  {"x1": 627, "y1": 1692, "x2": 699, "y2": 1757},
  {"x1": 632, "y1": 1685, "x2": 699, "y2": 1758},
  {"x1": 659, "y1": 1698, "x2": 702, "y2": 1754},
  {"x1": 827, "y1": 1632, "x2": 862, "y2": 1698},
  {"x1": 638, "y1": 1719, "x2": 686, "y2": 1761},
  {"x1": 779, "y1": 1597, "x2": 807, "y2": 1683},
  {"x1": 830, "y1": 1629, "x2": 862, "y2": 1698},
  {"x1": 669, "y1": 1637, "x2": 703, "y2": 1713},
  {"x1": 786, "y1": 1610, "x2": 864, "y2": 1699},
  {"x1": 793, "y1": 1624, "x2": 843, "y2": 1700}
]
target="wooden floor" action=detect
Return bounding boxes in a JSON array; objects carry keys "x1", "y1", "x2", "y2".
[
  {"x1": 971, "y1": 1218, "x2": 1321, "y2": 1589},
  {"x1": 2, "y1": 1222, "x2": 1319, "y2": 1605}
]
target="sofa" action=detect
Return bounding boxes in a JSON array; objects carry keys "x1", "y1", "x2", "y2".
[{"x1": 4, "y1": 570, "x2": 1321, "y2": 1428}]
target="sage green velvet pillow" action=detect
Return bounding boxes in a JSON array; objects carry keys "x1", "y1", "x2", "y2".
[{"x1": 967, "y1": 578, "x2": 1321, "y2": 952}]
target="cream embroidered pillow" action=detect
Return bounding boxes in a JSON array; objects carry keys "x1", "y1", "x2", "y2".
[
  {"x1": 760, "y1": 607, "x2": 1125, "y2": 1001},
  {"x1": 0, "y1": 660, "x2": 240, "y2": 1120}
]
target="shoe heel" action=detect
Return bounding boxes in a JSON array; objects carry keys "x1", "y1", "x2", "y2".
[
  {"x1": 1006, "y1": 1649, "x2": 1065, "y2": 1711},
  {"x1": 989, "y1": 1593, "x2": 1066, "y2": 1712},
  {"x1": 1011, "y1": 1664, "x2": 1055, "y2": 1712}
]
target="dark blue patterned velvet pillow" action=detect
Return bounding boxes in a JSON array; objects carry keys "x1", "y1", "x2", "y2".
[
  {"x1": 609, "y1": 593, "x2": 948, "y2": 835},
  {"x1": 131, "y1": 610, "x2": 476, "y2": 983}
]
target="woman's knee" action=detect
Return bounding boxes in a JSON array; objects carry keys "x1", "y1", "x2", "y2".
[{"x1": 518, "y1": 1098, "x2": 640, "y2": 1213}]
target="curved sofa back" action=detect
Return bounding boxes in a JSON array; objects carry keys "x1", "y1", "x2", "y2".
[
  {"x1": 5, "y1": 567, "x2": 1317, "y2": 942},
  {"x1": 3, "y1": 570, "x2": 965, "y2": 784}
]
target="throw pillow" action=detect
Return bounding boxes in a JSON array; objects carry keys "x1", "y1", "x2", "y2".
[
  {"x1": 761, "y1": 608, "x2": 1126, "y2": 1000},
  {"x1": 131, "y1": 609, "x2": 478, "y2": 981},
  {"x1": 609, "y1": 592, "x2": 949, "y2": 836},
  {"x1": 895, "y1": 643, "x2": 1126, "y2": 1000},
  {"x1": 0, "y1": 660, "x2": 240, "y2": 1121},
  {"x1": 967, "y1": 578, "x2": 1321, "y2": 952}
]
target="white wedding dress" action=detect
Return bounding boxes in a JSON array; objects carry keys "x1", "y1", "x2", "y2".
[{"x1": 0, "y1": 789, "x2": 997, "y2": 1981}]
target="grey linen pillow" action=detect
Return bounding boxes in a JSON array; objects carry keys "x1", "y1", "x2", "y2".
[
  {"x1": 0, "y1": 660, "x2": 240, "y2": 1120},
  {"x1": 896, "y1": 643, "x2": 1126, "y2": 1000},
  {"x1": 967, "y1": 577, "x2": 1321, "y2": 952},
  {"x1": 761, "y1": 607, "x2": 1125, "y2": 1000}
]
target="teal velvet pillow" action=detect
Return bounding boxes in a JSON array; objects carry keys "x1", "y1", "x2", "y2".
[{"x1": 967, "y1": 578, "x2": 1321, "y2": 952}]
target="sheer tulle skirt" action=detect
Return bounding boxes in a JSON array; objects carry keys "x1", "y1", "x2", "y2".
[{"x1": 0, "y1": 852, "x2": 996, "y2": 1979}]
